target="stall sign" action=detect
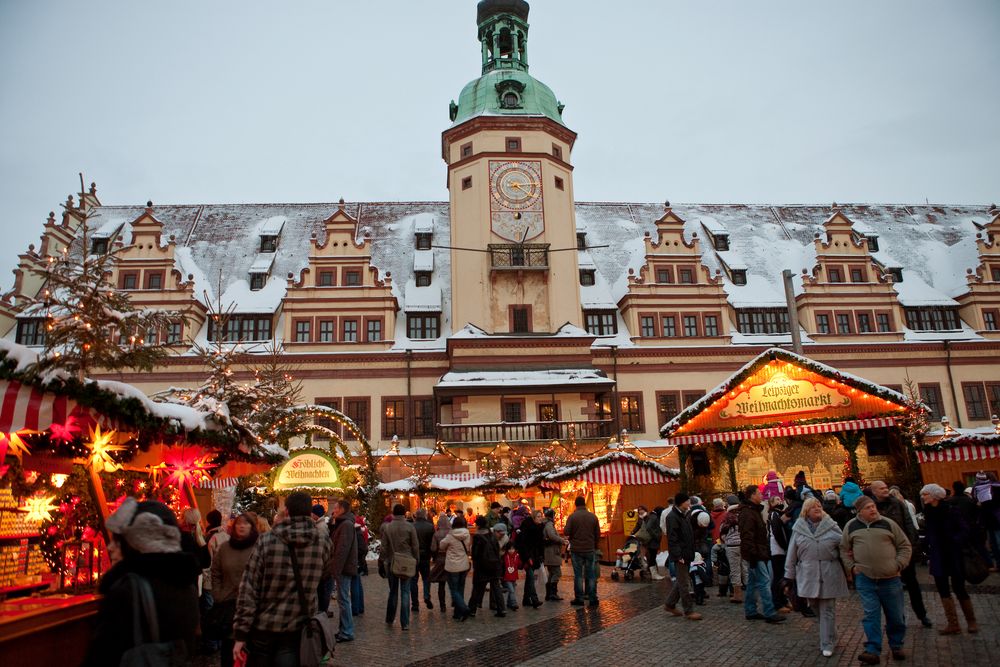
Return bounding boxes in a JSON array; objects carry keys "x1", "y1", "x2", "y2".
[
  {"x1": 273, "y1": 450, "x2": 342, "y2": 490},
  {"x1": 719, "y1": 372, "x2": 851, "y2": 420},
  {"x1": 622, "y1": 508, "x2": 640, "y2": 535}
]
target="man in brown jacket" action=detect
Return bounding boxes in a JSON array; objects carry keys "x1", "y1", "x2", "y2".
[
  {"x1": 379, "y1": 503, "x2": 420, "y2": 630},
  {"x1": 738, "y1": 485, "x2": 785, "y2": 624},
  {"x1": 564, "y1": 496, "x2": 601, "y2": 607}
]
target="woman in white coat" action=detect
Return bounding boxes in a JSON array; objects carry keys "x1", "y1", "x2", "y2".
[{"x1": 785, "y1": 497, "x2": 850, "y2": 658}]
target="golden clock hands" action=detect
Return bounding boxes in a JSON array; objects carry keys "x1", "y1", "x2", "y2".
[{"x1": 509, "y1": 181, "x2": 540, "y2": 190}]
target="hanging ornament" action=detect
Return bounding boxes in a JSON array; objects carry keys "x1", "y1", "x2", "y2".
[
  {"x1": 2, "y1": 430, "x2": 33, "y2": 461},
  {"x1": 49, "y1": 416, "x2": 82, "y2": 444},
  {"x1": 85, "y1": 425, "x2": 123, "y2": 473},
  {"x1": 23, "y1": 494, "x2": 59, "y2": 523}
]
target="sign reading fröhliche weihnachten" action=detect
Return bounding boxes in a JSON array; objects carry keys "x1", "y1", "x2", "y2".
[{"x1": 273, "y1": 450, "x2": 342, "y2": 490}]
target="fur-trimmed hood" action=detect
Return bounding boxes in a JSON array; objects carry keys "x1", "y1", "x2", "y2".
[{"x1": 105, "y1": 497, "x2": 181, "y2": 554}]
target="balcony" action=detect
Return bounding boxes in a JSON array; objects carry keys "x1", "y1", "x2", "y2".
[
  {"x1": 437, "y1": 419, "x2": 614, "y2": 446},
  {"x1": 488, "y1": 244, "x2": 549, "y2": 271}
]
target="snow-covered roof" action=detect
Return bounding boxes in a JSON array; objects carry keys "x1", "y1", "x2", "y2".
[
  {"x1": 249, "y1": 253, "x2": 276, "y2": 274},
  {"x1": 437, "y1": 368, "x2": 614, "y2": 389},
  {"x1": 403, "y1": 284, "x2": 442, "y2": 312},
  {"x1": 413, "y1": 249, "x2": 434, "y2": 272}
]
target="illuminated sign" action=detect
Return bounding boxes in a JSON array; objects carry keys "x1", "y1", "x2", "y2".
[
  {"x1": 718, "y1": 372, "x2": 851, "y2": 420},
  {"x1": 273, "y1": 450, "x2": 342, "y2": 490}
]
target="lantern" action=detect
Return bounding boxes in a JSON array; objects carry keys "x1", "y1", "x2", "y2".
[{"x1": 61, "y1": 539, "x2": 104, "y2": 592}]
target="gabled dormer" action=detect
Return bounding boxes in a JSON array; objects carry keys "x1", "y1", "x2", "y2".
[{"x1": 955, "y1": 204, "x2": 1000, "y2": 335}]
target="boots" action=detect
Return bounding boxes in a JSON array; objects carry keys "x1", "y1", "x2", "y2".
[
  {"x1": 549, "y1": 582, "x2": 563, "y2": 601},
  {"x1": 544, "y1": 583, "x2": 555, "y2": 601},
  {"x1": 730, "y1": 585, "x2": 744, "y2": 604},
  {"x1": 718, "y1": 582, "x2": 729, "y2": 598},
  {"x1": 938, "y1": 598, "x2": 962, "y2": 635},
  {"x1": 959, "y1": 598, "x2": 979, "y2": 634}
]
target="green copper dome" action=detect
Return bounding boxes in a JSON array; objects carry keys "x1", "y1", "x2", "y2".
[{"x1": 452, "y1": 68, "x2": 565, "y2": 126}]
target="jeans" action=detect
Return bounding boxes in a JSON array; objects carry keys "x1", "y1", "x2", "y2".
[
  {"x1": 855, "y1": 573, "x2": 906, "y2": 654},
  {"x1": 350, "y1": 574, "x2": 365, "y2": 615},
  {"x1": 386, "y1": 572, "x2": 411, "y2": 627},
  {"x1": 410, "y1": 558, "x2": 432, "y2": 605},
  {"x1": 664, "y1": 559, "x2": 693, "y2": 613},
  {"x1": 523, "y1": 566, "x2": 538, "y2": 604},
  {"x1": 447, "y1": 570, "x2": 470, "y2": 618},
  {"x1": 502, "y1": 581, "x2": 518, "y2": 608},
  {"x1": 245, "y1": 630, "x2": 300, "y2": 667},
  {"x1": 571, "y1": 551, "x2": 598, "y2": 603},
  {"x1": 745, "y1": 560, "x2": 776, "y2": 618},
  {"x1": 336, "y1": 574, "x2": 354, "y2": 639},
  {"x1": 317, "y1": 575, "x2": 334, "y2": 613}
]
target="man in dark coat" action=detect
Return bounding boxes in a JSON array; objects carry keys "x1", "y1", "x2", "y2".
[
  {"x1": 664, "y1": 493, "x2": 702, "y2": 620},
  {"x1": 330, "y1": 499, "x2": 359, "y2": 642},
  {"x1": 468, "y1": 515, "x2": 506, "y2": 617},
  {"x1": 738, "y1": 485, "x2": 785, "y2": 624},
  {"x1": 564, "y1": 495, "x2": 601, "y2": 606},
  {"x1": 410, "y1": 508, "x2": 436, "y2": 611},
  {"x1": 871, "y1": 480, "x2": 931, "y2": 628}
]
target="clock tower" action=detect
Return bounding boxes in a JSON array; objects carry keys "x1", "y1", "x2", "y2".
[{"x1": 442, "y1": 0, "x2": 582, "y2": 335}]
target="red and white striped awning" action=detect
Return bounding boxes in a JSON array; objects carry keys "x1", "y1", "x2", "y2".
[
  {"x1": 573, "y1": 460, "x2": 673, "y2": 485},
  {"x1": 202, "y1": 477, "x2": 240, "y2": 489},
  {"x1": 915, "y1": 444, "x2": 1000, "y2": 464},
  {"x1": 667, "y1": 416, "x2": 897, "y2": 445},
  {"x1": 0, "y1": 379, "x2": 99, "y2": 433}
]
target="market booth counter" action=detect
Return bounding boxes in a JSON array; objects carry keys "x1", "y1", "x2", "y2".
[{"x1": 0, "y1": 593, "x2": 99, "y2": 667}]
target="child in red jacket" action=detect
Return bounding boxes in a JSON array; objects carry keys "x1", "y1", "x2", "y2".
[{"x1": 502, "y1": 542, "x2": 521, "y2": 610}]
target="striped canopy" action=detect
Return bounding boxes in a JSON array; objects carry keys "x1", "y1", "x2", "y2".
[
  {"x1": 666, "y1": 416, "x2": 897, "y2": 445},
  {"x1": 1, "y1": 379, "x2": 82, "y2": 433},
  {"x1": 915, "y1": 443, "x2": 1000, "y2": 464},
  {"x1": 572, "y1": 459, "x2": 674, "y2": 485}
]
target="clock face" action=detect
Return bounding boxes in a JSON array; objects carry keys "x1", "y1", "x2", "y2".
[{"x1": 489, "y1": 160, "x2": 544, "y2": 242}]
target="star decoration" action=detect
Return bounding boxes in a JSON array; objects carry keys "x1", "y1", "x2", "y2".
[
  {"x1": 86, "y1": 424, "x2": 124, "y2": 473},
  {"x1": 164, "y1": 447, "x2": 216, "y2": 491},
  {"x1": 2, "y1": 431, "x2": 33, "y2": 461},
  {"x1": 22, "y1": 494, "x2": 59, "y2": 523},
  {"x1": 147, "y1": 461, "x2": 168, "y2": 487},
  {"x1": 49, "y1": 416, "x2": 82, "y2": 444}
]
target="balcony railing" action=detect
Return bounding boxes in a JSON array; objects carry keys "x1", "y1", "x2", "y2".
[
  {"x1": 488, "y1": 243, "x2": 549, "y2": 271},
  {"x1": 437, "y1": 419, "x2": 614, "y2": 446}
]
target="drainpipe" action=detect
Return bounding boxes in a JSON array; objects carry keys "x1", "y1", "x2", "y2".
[
  {"x1": 782, "y1": 269, "x2": 803, "y2": 355},
  {"x1": 943, "y1": 341, "x2": 962, "y2": 428},
  {"x1": 610, "y1": 345, "x2": 621, "y2": 438},
  {"x1": 406, "y1": 349, "x2": 413, "y2": 448}
]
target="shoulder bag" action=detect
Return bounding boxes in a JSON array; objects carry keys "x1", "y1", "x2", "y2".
[
  {"x1": 287, "y1": 542, "x2": 336, "y2": 667},
  {"x1": 962, "y1": 544, "x2": 989, "y2": 585},
  {"x1": 391, "y1": 551, "x2": 417, "y2": 579}
]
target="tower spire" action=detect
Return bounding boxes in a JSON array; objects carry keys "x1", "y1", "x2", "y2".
[{"x1": 477, "y1": 0, "x2": 530, "y2": 74}]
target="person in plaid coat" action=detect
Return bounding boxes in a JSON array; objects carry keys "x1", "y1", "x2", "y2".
[{"x1": 233, "y1": 492, "x2": 333, "y2": 667}]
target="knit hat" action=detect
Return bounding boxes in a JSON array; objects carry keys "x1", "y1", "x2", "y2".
[
  {"x1": 854, "y1": 495, "x2": 875, "y2": 511},
  {"x1": 975, "y1": 471, "x2": 988, "y2": 482},
  {"x1": 824, "y1": 490, "x2": 837, "y2": 500},
  {"x1": 726, "y1": 494, "x2": 739, "y2": 506},
  {"x1": 105, "y1": 497, "x2": 182, "y2": 554},
  {"x1": 712, "y1": 498, "x2": 725, "y2": 509},
  {"x1": 674, "y1": 492, "x2": 690, "y2": 506},
  {"x1": 492, "y1": 522, "x2": 508, "y2": 534},
  {"x1": 543, "y1": 508, "x2": 555, "y2": 519}
]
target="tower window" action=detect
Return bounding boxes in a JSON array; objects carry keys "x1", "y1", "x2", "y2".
[
  {"x1": 501, "y1": 92, "x2": 521, "y2": 109},
  {"x1": 816, "y1": 314, "x2": 830, "y2": 334},
  {"x1": 506, "y1": 137, "x2": 522, "y2": 152},
  {"x1": 366, "y1": 319, "x2": 382, "y2": 342},
  {"x1": 121, "y1": 272, "x2": 138, "y2": 290},
  {"x1": 828, "y1": 267, "x2": 844, "y2": 283},
  {"x1": 656, "y1": 267, "x2": 674, "y2": 284},
  {"x1": 460, "y1": 142, "x2": 473, "y2": 159},
  {"x1": 552, "y1": 144, "x2": 563, "y2": 160},
  {"x1": 462, "y1": 176, "x2": 472, "y2": 190},
  {"x1": 678, "y1": 268, "x2": 695, "y2": 284},
  {"x1": 554, "y1": 176, "x2": 564, "y2": 190}
]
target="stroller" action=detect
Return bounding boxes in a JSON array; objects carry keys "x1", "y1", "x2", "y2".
[{"x1": 612, "y1": 535, "x2": 650, "y2": 582}]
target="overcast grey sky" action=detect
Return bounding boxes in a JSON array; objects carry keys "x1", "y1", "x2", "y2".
[{"x1": 1, "y1": 0, "x2": 998, "y2": 293}]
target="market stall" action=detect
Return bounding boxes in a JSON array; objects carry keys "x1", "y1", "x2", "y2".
[
  {"x1": 661, "y1": 348, "x2": 915, "y2": 495},
  {"x1": 914, "y1": 428, "x2": 1000, "y2": 487}
]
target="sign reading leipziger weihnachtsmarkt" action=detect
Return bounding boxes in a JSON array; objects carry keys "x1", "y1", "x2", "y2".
[
  {"x1": 273, "y1": 449, "x2": 342, "y2": 491},
  {"x1": 718, "y1": 372, "x2": 852, "y2": 420}
]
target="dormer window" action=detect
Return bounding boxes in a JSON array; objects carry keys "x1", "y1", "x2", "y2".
[
  {"x1": 731, "y1": 270, "x2": 747, "y2": 286},
  {"x1": 867, "y1": 236, "x2": 880, "y2": 252},
  {"x1": 249, "y1": 273, "x2": 266, "y2": 291},
  {"x1": 502, "y1": 91, "x2": 520, "y2": 108},
  {"x1": 887, "y1": 268, "x2": 903, "y2": 283},
  {"x1": 415, "y1": 233, "x2": 432, "y2": 250},
  {"x1": 576, "y1": 232, "x2": 587, "y2": 250},
  {"x1": 415, "y1": 272, "x2": 432, "y2": 287},
  {"x1": 91, "y1": 238, "x2": 109, "y2": 255},
  {"x1": 260, "y1": 235, "x2": 278, "y2": 253},
  {"x1": 713, "y1": 235, "x2": 730, "y2": 251},
  {"x1": 580, "y1": 270, "x2": 596, "y2": 286}
]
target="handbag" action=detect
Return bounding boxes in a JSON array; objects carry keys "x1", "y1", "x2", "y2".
[
  {"x1": 962, "y1": 545, "x2": 989, "y2": 585},
  {"x1": 634, "y1": 526, "x2": 652, "y2": 544},
  {"x1": 391, "y1": 551, "x2": 417, "y2": 579},
  {"x1": 119, "y1": 574, "x2": 187, "y2": 667},
  {"x1": 287, "y1": 542, "x2": 335, "y2": 667}
]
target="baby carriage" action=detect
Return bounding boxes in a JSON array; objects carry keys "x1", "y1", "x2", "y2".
[{"x1": 611, "y1": 535, "x2": 649, "y2": 582}]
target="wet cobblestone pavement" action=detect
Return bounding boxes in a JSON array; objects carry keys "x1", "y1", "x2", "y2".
[{"x1": 194, "y1": 566, "x2": 1000, "y2": 666}]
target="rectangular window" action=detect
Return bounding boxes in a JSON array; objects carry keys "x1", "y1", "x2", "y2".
[
  {"x1": 683, "y1": 315, "x2": 699, "y2": 337},
  {"x1": 554, "y1": 176, "x2": 564, "y2": 190},
  {"x1": 640, "y1": 316, "x2": 656, "y2": 337},
  {"x1": 836, "y1": 313, "x2": 852, "y2": 334},
  {"x1": 144, "y1": 328, "x2": 157, "y2": 345},
  {"x1": 731, "y1": 270, "x2": 747, "y2": 285},
  {"x1": 619, "y1": 394, "x2": 643, "y2": 432},
  {"x1": 260, "y1": 236, "x2": 278, "y2": 253},
  {"x1": 344, "y1": 398, "x2": 370, "y2": 439},
  {"x1": 904, "y1": 307, "x2": 960, "y2": 331},
  {"x1": 416, "y1": 272, "x2": 431, "y2": 287},
  {"x1": 661, "y1": 315, "x2": 677, "y2": 337},
  {"x1": 342, "y1": 319, "x2": 358, "y2": 342},
  {"x1": 318, "y1": 320, "x2": 335, "y2": 342},
  {"x1": 579, "y1": 270, "x2": 595, "y2": 286},
  {"x1": 511, "y1": 306, "x2": 530, "y2": 333},
  {"x1": 656, "y1": 267, "x2": 674, "y2": 284},
  {"x1": 460, "y1": 142, "x2": 473, "y2": 159},
  {"x1": 145, "y1": 272, "x2": 163, "y2": 290},
  {"x1": 984, "y1": 310, "x2": 998, "y2": 331},
  {"x1": 856, "y1": 312, "x2": 872, "y2": 333},
  {"x1": 295, "y1": 320, "x2": 311, "y2": 343},
  {"x1": 383, "y1": 399, "x2": 406, "y2": 438},
  {"x1": 412, "y1": 398, "x2": 435, "y2": 438},
  {"x1": 828, "y1": 267, "x2": 843, "y2": 283},
  {"x1": 713, "y1": 236, "x2": 730, "y2": 252},
  {"x1": 678, "y1": 267, "x2": 695, "y2": 284},
  {"x1": 850, "y1": 267, "x2": 866, "y2": 283},
  {"x1": 344, "y1": 270, "x2": 361, "y2": 286},
  {"x1": 506, "y1": 137, "x2": 521, "y2": 152},
  {"x1": 991, "y1": 266, "x2": 1000, "y2": 282},
  {"x1": 416, "y1": 234, "x2": 432, "y2": 250},
  {"x1": 249, "y1": 273, "x2": 265, "y2": 290},
  {"x1": 209, "y1": 316, "x2": 271, "y2": 342},
  {"x1": 584, "y1": 311, "x2": 616, "y2": 336},
  {"x1": 462, "y1": 176, "x2": 472, "y2": 190},
  {"x1": 704, "y1": 315, "x2": 719, "y2": 336},
  {"x1": 918, "y1": 384, "x2": 944, "y2": 421},
  {"x1": 552, "y1": 143, "x2": 562, "y2": 160},
  {"x1": 963, "y1": 383, "x2": 988, "y2": 420},
  {"x1": 987, "y1": 382, "x2": 1000, "y2": 418},
  {"x1": 876, "y1": 312, "x2": 892, "y2": 333},
  {"x1": 736, "y1": 309, "x2": 789, "y2": 334},
  {"x1": 407, "y1": 314, "x2": 440, "y2": 339},
  {"x1": 314, "y1": 399, "x2": 340, "y2": 436},
  {"x1": 867, "y1": 237, "x2": 880, "y2": 252},
  {"x1": 165, "y1": 322, "x2": 182, "y2": 345},
  {"x1": 366, "y1": 319, "x2": 382, "y2": 342},
  {"x1": 502, "y1": 400, "x2": 524, "y2": 423},
  {"x1": 318, "y1": 271, "x2": 334, "y2": 286},
  {"x1": 816, "y1": 314, "x2": 830, "y2": 334},
  {"x1": 122, "y1": 273, "x2": 138, "y2": 289},
  {"x1": 15, "y1": 319, "x2": 45, "y2": 346},
  {"x1": 657, "y1": 392, "x2": 680, "y2": 425},
  {"x1": 91, "y1": 238, "x2": 109, "y2": 255},
  {"x1": 683, "y1": 391, "x2": 704, "y2": 407}
]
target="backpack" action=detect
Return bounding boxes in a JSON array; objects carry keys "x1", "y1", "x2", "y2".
[
  {"x1": 720, "y1": 508, "x2": 741, "y2": 546},
  {"x1": 646, "y1": 512, "x2": 663, "y2": 541}
]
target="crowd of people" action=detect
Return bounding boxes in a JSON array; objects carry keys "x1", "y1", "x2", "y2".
[
  {"x1": 630, "y1": 469, "x2": 999, "y2": 663},
  {"x1": 77, "y1": 469, "x2": 998, "y2": 666}
]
